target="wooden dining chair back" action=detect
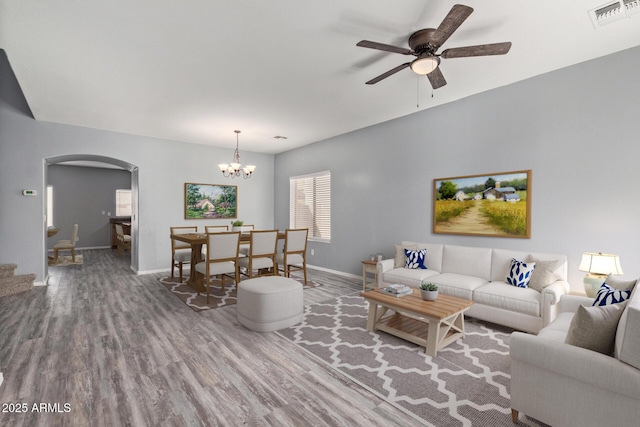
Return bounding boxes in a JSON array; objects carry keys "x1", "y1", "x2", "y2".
[
  {"x1": 170, "y1": 226, "x2": 198, "y2": 282},
  {"x1": 115, "y1": 224, "x2": 132, "y2": 256},
  {"x1": 237, "y1": 230, "x2": 278, "y2": 278},
  {"x1": 276, "y1": 228, "x2": 309, "y2": 284},
  {"x1": 194, "y1": 231, "x2": 241, "y2": 302},
  {"x1": 53, "y1": 223, "x2": 79, "y2": 262},
  {"x1": 238, "y1": 224, "x2": 255, "y2": 255},
  {"x1": 205, "y1": 225, "x2": 229, "y2": 233}
]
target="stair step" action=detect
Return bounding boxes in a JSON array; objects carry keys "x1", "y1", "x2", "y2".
[
  {"x1": 0, "y1": 273, "x2": 36, "y2": 298},
  {"x1": 0, "y1": 263, "x2": 18, "y2": 279}
]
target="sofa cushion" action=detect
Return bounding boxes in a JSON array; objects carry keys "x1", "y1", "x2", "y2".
[
  {"x1": 565, "y1": 302, "x2": 627, "y2": 355},
  {"x1": 593, "y1": 283, "x2": 632, "y2": 307},
  {"x1": 473, "y1": 281, "x2": 540, "y2": 317},
  {"x1": 442, "y1": 245, "x2": 492, "y2": 281},
  {"x1": 394, "y1": 243, "x2": 417, "y2": 268},
  {"x1": 506, "y1": 258, "x2": 535, "y2": 288},
  {"x1": 605, "y1": 274, "x2": 637, "y2": 292},
  {"x1": 615, "y1": 284, "x2": 640, "y2": 368},
  {"x1": 537, "y1": 312, "x2": 574, "y2": 342},
  {"x1": 383, "y1": 268, "x2": 439, "y2": 289},
  {"x1": 404, "y1": 248, "x2": 427, "y2": 269},
  {"x1": 429, "y1": 273, "x2": 488, "y2": 300},
  {"x1": 526, "y1": 255, "x2": 561, "y2": 292}
]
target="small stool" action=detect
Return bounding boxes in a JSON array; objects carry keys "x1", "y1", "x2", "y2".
[{"x1": 237, "y1": 276, "x2": 303, "y2": 332}]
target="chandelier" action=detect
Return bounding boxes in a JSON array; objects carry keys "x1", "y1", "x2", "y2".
[{"x1": 218, "y1": 130, "x2": 256, "y2": 179}]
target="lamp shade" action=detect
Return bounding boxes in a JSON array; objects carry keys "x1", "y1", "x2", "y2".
[
  {"x1": 410, "y1": 55, "x2": 439, "y2": 75},
  {"x1": 578, "y1": 252, "x2": 623, "y2": 275}
]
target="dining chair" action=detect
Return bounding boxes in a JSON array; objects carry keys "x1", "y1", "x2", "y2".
[
  {"x1": 170, "y1": 226, "x2": 198, "y2": 282},
  {"x1": 115, "y1": 224, "x2": 131, "y2": 256},
  {"x1": 276, "y1": 228, "x2": 309, "y2": 284},
  {"x1": 205, "y1": 225, "x2": 229, "y2": 233},
  {"x1": 239, "y1": 224, "x2": 255, "y2": 256},
  {"x1": 237, "y1": 230, "x2": 278, "y2": 278},
  {"x1": 194, "y1": 231, "x2": 240, "y2": 302},
  {"x1": 53, "y1": 223, "x2": 79, "y2": 262}
]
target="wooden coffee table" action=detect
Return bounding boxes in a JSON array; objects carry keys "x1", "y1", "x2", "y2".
[{"x1": 361, "y1": 288, "x2": 474, "y2": 357}]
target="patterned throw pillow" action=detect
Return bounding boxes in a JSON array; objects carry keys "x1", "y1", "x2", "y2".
[
  {"x1": 593, "y1": 282, "x2": 632, "y2": 307},
  {"x1": 506, "y1": 258, "x2": 535, "y2": 288},
  {"x1": 404, "y1": 248, "x2": 427, "y2": 270}
]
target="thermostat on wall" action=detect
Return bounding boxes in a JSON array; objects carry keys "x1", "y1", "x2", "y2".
[{"x1": 22, "y1": 190, "x2": 37, "y2": 196}]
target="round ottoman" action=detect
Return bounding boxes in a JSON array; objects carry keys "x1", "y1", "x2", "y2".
[{"x1": 237, "y1": 276, "x2": 304, "y2": 332}]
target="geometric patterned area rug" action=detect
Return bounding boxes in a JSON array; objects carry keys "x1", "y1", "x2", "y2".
[
  {"x1": 276, "y1": 294, "x2": 546, "y2": 427},
  {"x1": 159, "y1": 276, "x2": 322, "y2": 312},
  {"x1": 48, "y1": 254, "x2": 83, "y2": 267}
]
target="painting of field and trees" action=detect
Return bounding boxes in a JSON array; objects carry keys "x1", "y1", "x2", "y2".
[
  {"x1": 184, "y1": 183, "x2": 237, "y2": 219},
  {"x1": 433, "y1": 170, "x2": 531, "y2": 238}
]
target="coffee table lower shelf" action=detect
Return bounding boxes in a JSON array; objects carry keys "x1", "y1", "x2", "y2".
[
  {"x1": 361, "y1": 289, "x2": 474, "y2": 357},
  {"x1": 376, "y1": 313, "x2": 460, "y2": 350}
]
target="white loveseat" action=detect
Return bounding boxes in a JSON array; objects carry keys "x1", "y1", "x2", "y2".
[
  {"x1": 510, "y1": 281, "x2": 640, "y2": 426},
  {"x1": 377, "y1": 242, "x2": 570, "y2": 333}
]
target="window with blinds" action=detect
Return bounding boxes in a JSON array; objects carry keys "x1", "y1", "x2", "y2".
[
  {"x1": 289, "y1": 171, "x2": 331, "y2": 242},
  {"x1": 116, "y1": 189, "x2": 132, "y2": 217}
]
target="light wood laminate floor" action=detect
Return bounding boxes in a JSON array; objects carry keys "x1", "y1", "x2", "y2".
[{"x1": 0, "y1": 249, "x2": 419, "y2": 426}]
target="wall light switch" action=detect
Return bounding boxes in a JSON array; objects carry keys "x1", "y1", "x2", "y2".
[
  {"x1": 311, "y1": 249, "x2": 315, "y2": 256},
  {"x1": 107, "y1": 212, "x2": 111, "y2": 216},
  {"x1": 102, "y1": 210, "x2": 105, "y2": 215}
]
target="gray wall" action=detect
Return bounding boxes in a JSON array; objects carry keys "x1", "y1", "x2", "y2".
[
  {"x1": 47, "y1": 165, "x2": 132, "y2": 250},
  {"x1": 0, "y1": 49, "x2": 275, "y2": 282},
  {"x1": 274, "y1": 45, "x2": 640, "y2": 292}
]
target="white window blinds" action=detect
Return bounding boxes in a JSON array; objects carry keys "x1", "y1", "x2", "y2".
[
  {"x1": 289, "y1": 171, "x2": 331, "y2": 242},
  {"x1": 116, "y1": 189, "x2": 132, "y2": 217}
]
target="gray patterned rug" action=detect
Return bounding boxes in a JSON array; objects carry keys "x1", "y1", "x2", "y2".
[{"x1": 276, "y1": 294, "x2": 544, "y2": 426}]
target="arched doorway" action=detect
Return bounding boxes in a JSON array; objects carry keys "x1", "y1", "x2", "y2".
[{"x1": 45, "y1": 154, "x2": 139, "y2": 273}]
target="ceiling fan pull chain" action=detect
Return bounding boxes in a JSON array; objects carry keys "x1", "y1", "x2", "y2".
[{"x1": 416, "y1": 75, "x2": 420, "y2": 108}]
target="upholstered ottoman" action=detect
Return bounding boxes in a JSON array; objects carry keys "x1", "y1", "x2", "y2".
[{"x1": 237, "y1": 276, "x2": 304, "y2": 332}]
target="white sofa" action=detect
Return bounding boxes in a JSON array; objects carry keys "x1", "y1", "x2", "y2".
[
  {"x1": 510, "y1": 282, "x2": 640, "y2": 426},
  {"x1": 377, "y1": 242, "x2": 570, "y2": 333}
]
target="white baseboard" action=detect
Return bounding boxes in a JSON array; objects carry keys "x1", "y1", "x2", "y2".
[
  {"x1": 47, "y1": 246, "x2": 110, "y2": 252},
  {"x1": 0, "y1": 372, "x2": 3, "y2": 387},
  {"x1": 136, "y1": 268, "x2": 171, "y2": 276},
  {"x1": 307, "y1": 264, "x2": 360, "y2": 280}
]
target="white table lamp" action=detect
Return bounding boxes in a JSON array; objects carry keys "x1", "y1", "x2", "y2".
[{"x1": 578, "y1": 252, "x2": 623, "y2": 297}]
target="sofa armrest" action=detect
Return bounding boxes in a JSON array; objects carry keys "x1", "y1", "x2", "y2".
[
  {"x1": 542, "y1": 280, "x2": 570, "y2": 305},
  {"x1": 559, "y1": 294, "x2": 595, "y2": 313},
  {"x1": 541, "y1": 280, "x2": 570, "y2": 325},
  {"x1": 510, "y1": 332, "x2": 640, "y2": 400},
  {"x1": 376, "y1": 259, "x2": 395, "y2": 286}
]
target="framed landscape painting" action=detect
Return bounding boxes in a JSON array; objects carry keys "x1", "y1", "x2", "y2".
[
  {"x1": 433, "y1": 170, "x2": 531, "y2": 238},
  {"x1": 184, "y1": 183, "x2": 237, "y2": 219}
]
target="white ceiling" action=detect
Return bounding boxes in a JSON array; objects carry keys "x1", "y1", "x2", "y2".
[{"x1": 2, "y1": 1, "x2": 640, "y2": 154}]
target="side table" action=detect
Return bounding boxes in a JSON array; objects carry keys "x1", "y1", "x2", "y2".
[{"x1": 361, "y1": 260, "x2": 379, "y2": 291}]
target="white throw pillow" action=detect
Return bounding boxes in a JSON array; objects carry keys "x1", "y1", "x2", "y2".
[
  {"x1": 565, "y1": 302, "x2": 627, "y2": 355},
  {"x1": 526, "y1": 255, "x2": 560, "y2": 292}
]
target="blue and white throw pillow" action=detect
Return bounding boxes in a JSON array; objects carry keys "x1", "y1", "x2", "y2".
[
  {"x1": 593, "y1": 282, "x2": 632, "y2": 307},
  {"x1": 506, "y1": 258, "x2": 535, "y2": 288},
  {"x1": 405, "y1": 248, "x2": 427, "y2": 270}
]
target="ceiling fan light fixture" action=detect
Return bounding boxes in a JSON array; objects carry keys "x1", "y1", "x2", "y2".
[{"x1": 410, "y1": 55, "x2": 440, "y2": 75}]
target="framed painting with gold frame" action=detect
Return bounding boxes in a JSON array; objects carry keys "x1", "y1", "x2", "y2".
[
  {"x1": 184, "y1": 183, "x2": 237, "y2": 219},
  {"x1": 433, "y1": 170, "x2": 531, "y2": 238}
]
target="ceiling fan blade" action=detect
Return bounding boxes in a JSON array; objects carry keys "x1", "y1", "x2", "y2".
[
  {"x1": 441, "y1": 42, "x2": 512, "y2": 59},
  {"x1": 365, "y1": 62, "x2": 411, "y2": 85},
  {"x1": 357, "y1": 40, "x2": 413, "y2": 55},
  {"x1": 427, "y1": 67, "x2": 447, "y2": 89},
  {"x1": 430, "y1": 4, "x2": 474, "y2": 49}
]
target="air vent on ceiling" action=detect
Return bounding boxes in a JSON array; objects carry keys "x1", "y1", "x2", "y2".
[
  {"x1": 589, "y1": 0, "x2": 640, "y2": 28},
  {"x1": 273, "y1": 135, "x2": 288, "y2": 140}
]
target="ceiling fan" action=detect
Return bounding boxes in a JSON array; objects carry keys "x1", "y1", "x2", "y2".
[{"x1": 356, "y1": 4, "x2": 511, "y2": 89}]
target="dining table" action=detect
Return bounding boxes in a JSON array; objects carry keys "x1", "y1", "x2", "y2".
[{"x1": 170, "y1": 231, "x2": 286, "y2": 292}]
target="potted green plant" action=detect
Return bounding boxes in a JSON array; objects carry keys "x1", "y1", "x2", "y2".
[
  {"x1": 420, "y1": 282, "x2": 438, "y2": 301},
  {"x1": 230, "y1": 220, "x2": 244, "y2": 231}
]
